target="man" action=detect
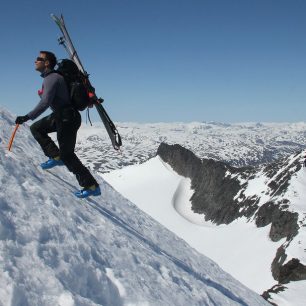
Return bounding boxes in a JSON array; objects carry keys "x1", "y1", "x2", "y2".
[{"x1": 15, "y1": 51, "x2": 101, "y2": 198}]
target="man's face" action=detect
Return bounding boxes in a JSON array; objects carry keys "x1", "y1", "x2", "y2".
[{"x1": 35, "y1": 53, "x2": 48, "y2": 72}]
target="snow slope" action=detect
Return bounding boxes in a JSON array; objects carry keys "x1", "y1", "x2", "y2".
[{"x1": 0, "y1": 108, "x2": 270, "y2": 305}]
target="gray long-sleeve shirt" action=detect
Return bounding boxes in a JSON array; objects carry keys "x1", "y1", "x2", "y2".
[{"x1": 27, "y1": 70, "x2": 71, "y2": 120}]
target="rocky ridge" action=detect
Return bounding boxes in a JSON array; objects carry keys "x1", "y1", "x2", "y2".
[{"x1": 157, "y1": 143, "x2": 306, "y2": 301}]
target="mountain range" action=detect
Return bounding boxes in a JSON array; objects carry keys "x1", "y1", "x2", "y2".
[{"x1": 76, "y1": 121, "x2": 306, "y2": 173}]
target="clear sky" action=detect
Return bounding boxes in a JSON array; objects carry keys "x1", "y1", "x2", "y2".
[{"x1": 1, "y1": 0, "x2": 306, "y2": 123}]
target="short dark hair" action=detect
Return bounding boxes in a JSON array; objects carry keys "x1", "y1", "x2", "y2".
[{"x1": 40, "y1": 51, "x2": 57, "y2": 69}]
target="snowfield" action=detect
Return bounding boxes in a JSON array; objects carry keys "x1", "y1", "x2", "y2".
[{"x1": 0, "y1": 108, "x2": 271, "y2": 305}]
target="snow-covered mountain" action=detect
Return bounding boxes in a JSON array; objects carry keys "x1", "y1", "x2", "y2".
[
  {"x1": 103, "y1": 143, "x2": 306, "y2": 306},
  {"x1": 0, "y1": 108, "x2": 270, "y2": 305},
  {"x1": 76, "y1": 121, "x2": 306, "y2": 173}
]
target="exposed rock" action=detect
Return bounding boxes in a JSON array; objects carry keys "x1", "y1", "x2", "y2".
[
  {"x1": 262, "y1": 284, "x2": 287, "y2": 305},
  {"x1": 265, "y1": 154, "x2": 302, "y2": 198},
  {"x1": 256, "y1": 202, "x2": 299, "y2": 242},
  {"x1": 157, "y1": 143, "x2": 248, "y2": 224},
  {"x1": 156, "y1": 143, "x2": 202, "y2": 178},
  {"x1": 272, "y1": 246, "x2": 306, "y2": 283},
  {"x1": 279, "y1": 259, "x2": 306, "y2": 282}
]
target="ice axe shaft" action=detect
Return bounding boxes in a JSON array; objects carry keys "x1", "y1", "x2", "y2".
[{"x1": 7, "y1": 124, "x2": 20, "y2": 151}]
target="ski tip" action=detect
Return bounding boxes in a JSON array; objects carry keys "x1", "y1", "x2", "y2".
[
  {"x1": 50, "y1": 13, "x2": 60, "y2": 24},
  {"x1": 50, "y1": 13, "x2": 63, "y2": 23}
]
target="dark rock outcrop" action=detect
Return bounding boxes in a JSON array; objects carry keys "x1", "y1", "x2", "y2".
[
  {"x1": 262, "y1": 284, "x2": 287, "y2": 305},
  {"x1": 157, "y1": 143, "x2": 248, "y2": 224},
  {"x1": 255, "y1": 202, "x2": 299, "y2": 242},
  {"x1": 272, "y1": 246, "x2": 306, "y2": 283},
  {"x1": 157, "y1": 143, "x2": 202, "y2": 179}
]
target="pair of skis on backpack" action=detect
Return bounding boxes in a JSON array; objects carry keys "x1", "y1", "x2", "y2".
[{"x1": 51, "y1": 14, "x2": 122, "y2": 151}]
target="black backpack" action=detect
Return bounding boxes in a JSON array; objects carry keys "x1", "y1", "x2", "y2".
[{"x1": 56, "y1": 59, "x2": 93, "y2": 111}]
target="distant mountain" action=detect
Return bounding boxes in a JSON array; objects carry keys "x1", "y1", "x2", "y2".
[{"x1": 76, "y1": 121, "x2": 306, "y2": 173}]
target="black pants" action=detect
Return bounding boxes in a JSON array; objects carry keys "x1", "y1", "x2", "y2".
[{"x1": 30, "y1": 107, "x2": 98, "y2": 188}]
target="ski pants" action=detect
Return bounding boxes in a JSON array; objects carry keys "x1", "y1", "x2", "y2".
[{"x1": 30, "y1": 106, "x2": 98, "y2": 188}]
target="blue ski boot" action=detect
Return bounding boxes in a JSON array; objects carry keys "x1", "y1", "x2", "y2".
[
  {"x1": 41, "y1": 158, "x2": 64, "y2": 170},
  {"x1": 74, "y1": 185, "x2": 101, "y2": 198}
]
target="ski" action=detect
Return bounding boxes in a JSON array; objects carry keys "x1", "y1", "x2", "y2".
[{"x1": 51, "y1": 14, "x2": 122, "y2": 150}]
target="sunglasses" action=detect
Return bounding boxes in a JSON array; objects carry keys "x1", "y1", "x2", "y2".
[{"x1": 36, "y1": 57, "x2": 46, "y2": 62}]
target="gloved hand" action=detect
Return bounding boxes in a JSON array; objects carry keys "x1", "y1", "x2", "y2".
[{"x1": 15, "y1": 115, "x2": 30, "y2": 124}]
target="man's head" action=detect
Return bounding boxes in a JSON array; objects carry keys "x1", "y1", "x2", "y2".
[{"x1": 35, "y1": 51, "x2": 57, "y2": 73}]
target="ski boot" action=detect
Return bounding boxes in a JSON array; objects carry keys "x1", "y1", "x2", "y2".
[
  {"x1": 74, "y1": 185, "x2": 101, "y2": 198},
  {"x1": 41, "y1": 158, "x2": 64, "y2": 170}
]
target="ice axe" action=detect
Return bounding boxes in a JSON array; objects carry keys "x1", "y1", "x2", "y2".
[{"x1": 7, "y1": 124, "x2": 20, "y2": 151}]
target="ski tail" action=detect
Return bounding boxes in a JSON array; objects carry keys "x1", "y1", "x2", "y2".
[{"x1": 95, "y1": 103, "x2": 122, "y2": 150}]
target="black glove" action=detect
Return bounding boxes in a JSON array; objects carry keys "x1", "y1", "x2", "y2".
[{"x1": 15, "y1": 115, "x2": 30, "y2": 125}]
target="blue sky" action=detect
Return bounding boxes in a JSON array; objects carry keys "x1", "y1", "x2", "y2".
[{"x1": 1, "y1": 0, "x2": 306, "y2": 123}]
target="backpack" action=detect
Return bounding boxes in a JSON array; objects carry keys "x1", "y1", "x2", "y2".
[{"x1": 56, "y1": 59, "x2": 93, "y2": 111}]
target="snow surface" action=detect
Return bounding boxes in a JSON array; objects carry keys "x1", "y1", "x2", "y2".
[{"x1": 1, "y1": 108, "x2": 270, "y2": 305}]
